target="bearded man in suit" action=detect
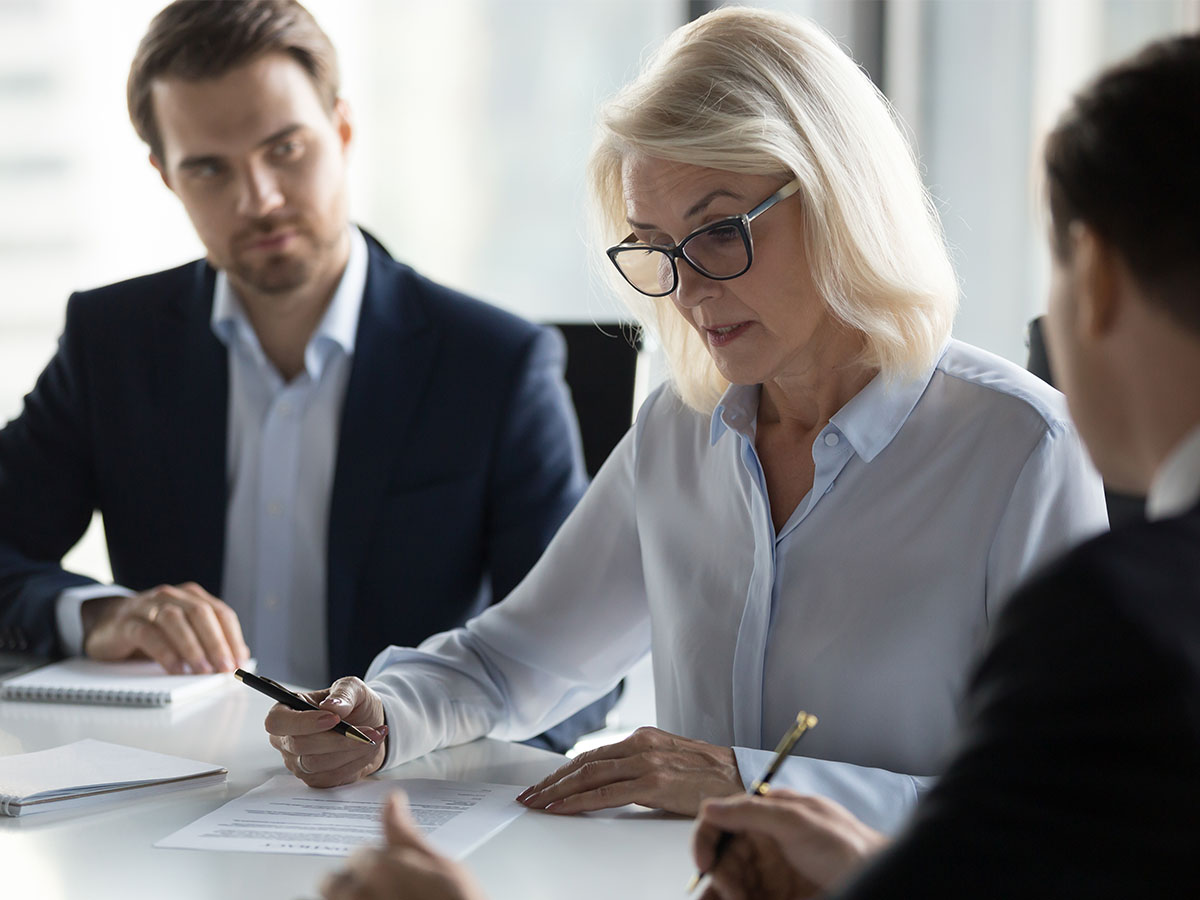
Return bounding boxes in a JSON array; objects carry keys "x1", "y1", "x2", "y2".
[{"x1": 0, "y1": 0, "x2": 614, "y2": 752}]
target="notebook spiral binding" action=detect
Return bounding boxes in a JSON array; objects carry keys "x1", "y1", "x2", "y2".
[{"x1": 1, "y1": 685, "x2": 173, "y2": 706}]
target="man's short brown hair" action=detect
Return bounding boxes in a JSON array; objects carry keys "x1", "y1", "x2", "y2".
[
  {"x1": 128, "y1": 0, "x2": 339, "y2": 162},
  {"x1": 1045, "y1": 34, "x2": 1200, "y2": 336}
]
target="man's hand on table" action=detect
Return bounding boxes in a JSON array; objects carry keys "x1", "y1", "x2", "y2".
[
  {"x1": 266, "y1": 675, "x2": 388, "y2": 787},
  {"x1": 82, "y1": 582, "x2": 250, "y2": 674},
  {"x1": 516, "y1": 726, "x2": 743, "y2": 816}
]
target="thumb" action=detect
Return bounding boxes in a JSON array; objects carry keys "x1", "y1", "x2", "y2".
[
  {"x1": 320, "y1": 676, "x2": 363, "y2": 715},
  {"x1": 382, "y1": 791, "x2": 427, "y2": 850}
]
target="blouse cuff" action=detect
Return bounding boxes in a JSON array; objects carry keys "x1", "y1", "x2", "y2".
[{"x1": 732, "y1": 745, "x2": 930, "y2": 834}]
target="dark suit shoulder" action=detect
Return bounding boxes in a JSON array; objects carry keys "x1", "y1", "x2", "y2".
[
  {"x1": 1000, "y1": 506, "x2": 1200, "y2": 674},
  {"x1": 72, "y1": 259, "x2": 202, "y2": 300},
  {"x1": 404, "y1": 267, "x2": 544, "y2": 340},
  {"x1": 362, "y1": 240, "x2": 551, "y2": 366},
  {"x1": 64, "y1": 260, "x2": 212, "y2": 333}
]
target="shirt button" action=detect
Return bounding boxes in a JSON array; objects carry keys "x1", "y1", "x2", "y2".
[
  {"x1": 265, "y1": 595, "x2": 280, "y2": 610},
  {"x1": 824, "y1": 432, "x2": 840, "y2": 447},
  {"x1": 267, "y1": 501, "x2": 283, "y2": 517}
]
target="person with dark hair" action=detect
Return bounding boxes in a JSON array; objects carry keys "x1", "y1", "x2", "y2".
[
  {"x1": 0, "y1": 0, "x2": 614, "y2": 753},
  {"x1": 310, "y1": 30, "x2": 1200, "y2": 900}
]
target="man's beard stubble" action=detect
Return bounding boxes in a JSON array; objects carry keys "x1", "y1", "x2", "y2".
[{"x1": 227, "y1": 216, "x2": 342, "y2": 296}]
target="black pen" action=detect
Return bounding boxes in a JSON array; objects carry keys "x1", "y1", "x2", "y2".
[
  {"x1": 686, "y1": 710, "x2": 819, "y2": 893},
  {"x1": 234, "y1": 668, "x2": 376, "y2": 746}
]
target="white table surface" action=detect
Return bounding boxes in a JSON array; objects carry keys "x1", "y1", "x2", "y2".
[{"x1": 0, "y1": 682, "x2": 696, "y2": 899}]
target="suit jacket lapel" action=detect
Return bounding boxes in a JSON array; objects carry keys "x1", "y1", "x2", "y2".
[
  {"x1": 156, "y1": 261, "x2": 228, "y2": 595},
  {"x1": 327, "y1": 239, "x2": 436, "y2": 674}
]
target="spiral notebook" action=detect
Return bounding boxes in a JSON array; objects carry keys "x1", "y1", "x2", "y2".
[
  {"x1": 0, "y1": 658, "x2": 239, "y2": 707},
  {"x1": 0, "y1": 739, "x2": 226, "y2": 817}
]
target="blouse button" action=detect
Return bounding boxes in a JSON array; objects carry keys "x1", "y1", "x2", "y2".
[{"x1": 823, "y1": 432, "x2": 840, "y2": 447}]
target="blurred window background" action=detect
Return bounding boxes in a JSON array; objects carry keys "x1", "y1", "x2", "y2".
[{"x1": 6, "y1": 0, "x2": 1196, "y2": 422}]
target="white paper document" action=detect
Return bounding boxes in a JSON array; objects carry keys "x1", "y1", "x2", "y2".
[{"x1": 156, "y1": 774, "x2": 526, "y2": 858}]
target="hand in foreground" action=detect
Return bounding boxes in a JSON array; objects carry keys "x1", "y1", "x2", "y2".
[
  {"x1": 82, "y1": 582, "x2": 250, "y2": 675},
  {"x1": 320, "y1": 793, "x2": 486, "y2": 900},
  {"x1": 516, "y1": 726, "x2": 742, "y2": 816},
  {"x1": 692, "y1": 790, "x2": 888, "y2": 900},
  {"x1": 266, "y1": 676, "x2": 388, "y2": 787}
]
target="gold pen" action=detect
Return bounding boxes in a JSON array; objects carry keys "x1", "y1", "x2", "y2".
[{"x1": 686, "y1": 711, "x2": 819, "y2": 893}]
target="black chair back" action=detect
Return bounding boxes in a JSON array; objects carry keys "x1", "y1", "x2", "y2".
[{"x1": 554, "y1": 323, "x2": 642, "y2": 478}]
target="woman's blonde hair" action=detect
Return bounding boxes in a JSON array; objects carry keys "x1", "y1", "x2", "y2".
[{"x1": 588, "y1": 6, "x2": 958, "y2": 412}]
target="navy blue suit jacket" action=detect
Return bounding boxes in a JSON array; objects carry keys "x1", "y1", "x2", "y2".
[
  {"x1": 834, "y1": 501, "x2": 1200, "y2": 898},
  {"x1": 0, "y1": 233, "x2": 611, "y2": 749}
]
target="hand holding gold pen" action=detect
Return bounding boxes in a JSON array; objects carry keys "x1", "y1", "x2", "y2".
[{"x1": 686, "y1": 710, "x2": 819, "y2": 893}]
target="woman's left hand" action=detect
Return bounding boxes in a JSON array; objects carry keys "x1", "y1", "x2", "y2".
[
  {"x1": 516, "y1": 726, "x2": 743, "y2": 816},
  {"x1": 319, "y1": 793, "x2": 486, "y2": 900}
]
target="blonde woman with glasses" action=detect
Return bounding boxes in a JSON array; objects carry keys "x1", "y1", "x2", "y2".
[{"x1": 269, "y1": 7, "x2": 1107, "y2": 849}]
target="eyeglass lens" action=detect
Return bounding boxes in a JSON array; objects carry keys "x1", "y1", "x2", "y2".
[
  {"x1": 612, "y1": 220, "x2": 750, "y2": 295},
  {"x1": 612, "y1": 247, "x2": 676, "y2": 296},
  {"x1": 683, "y1": 222, "x2": 749, "y2": 278}
]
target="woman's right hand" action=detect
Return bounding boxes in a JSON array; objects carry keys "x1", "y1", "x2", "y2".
[
  {"x1": 692, "y1": 790, "x2": 888, "y2": 900},
  {"x1": 264, "y1": 676, "x2": 388, "y2": 787}
]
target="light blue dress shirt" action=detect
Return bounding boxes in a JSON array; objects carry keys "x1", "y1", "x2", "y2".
[
  {"x1": 212, "y1": 228, "x2": 367, "y2": 688},
  {"x1": 367, "y1": 340, "x2": 1107, "y2": 832},
  {"x1": 56, "y1": 228, "x2": 368, "y2": 689}
]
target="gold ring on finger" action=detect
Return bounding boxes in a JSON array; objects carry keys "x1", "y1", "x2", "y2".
[{"x1": 145, "y1": 603, "x2": 163, "y2": 624}]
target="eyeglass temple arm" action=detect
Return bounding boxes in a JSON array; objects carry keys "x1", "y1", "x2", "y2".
[{"x1": 746, "y1": 178, "x2": 801, "y2": 221}]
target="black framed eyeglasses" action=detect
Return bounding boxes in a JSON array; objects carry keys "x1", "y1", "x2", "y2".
[{"x1": 606, "y1": 178, "x2": 801, "y2": 298}]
